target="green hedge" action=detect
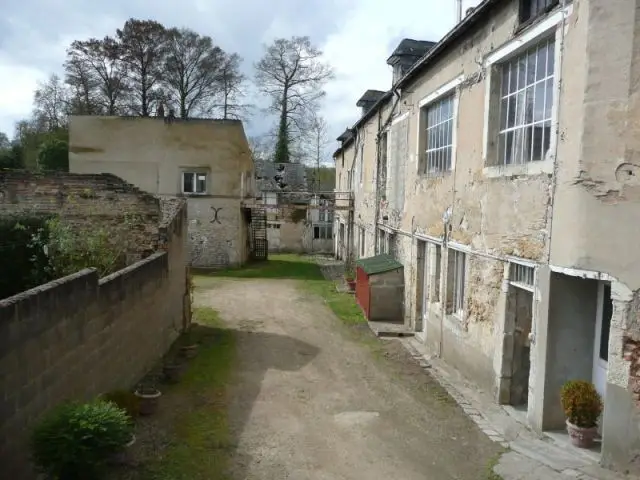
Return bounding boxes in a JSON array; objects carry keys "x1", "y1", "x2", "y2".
[{"x1": 0, "y1": 216, "x2": 53, "y2": 299}]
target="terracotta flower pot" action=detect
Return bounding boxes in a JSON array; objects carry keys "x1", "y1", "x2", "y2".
[
  {"x1": 134, "y1": 388, "x2": 162, "y2": 416},
  {"x1": 180, "y1": 344, "x2": 199, "y2": 359},
  {"x1": 566, "y1": 419, "x2": 598, "y2": 448},
  {"x1": 163, "y1": 362, "x2": 185, "y2": 384}
]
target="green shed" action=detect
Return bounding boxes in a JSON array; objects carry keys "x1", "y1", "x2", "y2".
[{"x1": 355, "y1": 254, "x2": 404, "y2": 322}]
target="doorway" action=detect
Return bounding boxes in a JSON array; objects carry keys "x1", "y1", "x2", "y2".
[
  {"x1": 509, "y1": 287, "x2": 533, "y2": 406},
  {"x1": 593, "y1": 282, "x2": 612, "y2": 399},
  {"x1": 502, "y1": 262, "x2": 535, "y2": 408}
]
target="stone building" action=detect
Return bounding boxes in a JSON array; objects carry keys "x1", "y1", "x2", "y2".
[
  {"x1": 69, "y1": 116, "x2": 255, "y2": 268},
  {"x1": 334, "y1": 1, "x2": 640, "y2": 474},
  {"x1": 254, "y1": 160, "x2": 336, "y2": 253}
]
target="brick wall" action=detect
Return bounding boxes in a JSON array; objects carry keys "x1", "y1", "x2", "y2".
[
  {"x1": 0, "y1": 173, "x2": 188, "y2": 479},
  {"x1": 0, "y1": 171, "x2": 161, "y2": 262}
]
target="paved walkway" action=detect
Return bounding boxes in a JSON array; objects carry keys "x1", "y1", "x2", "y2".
[
  {"x1": 195, "y1": 277, "x2": 501, "y2": 480},
  {"x1": 403, "y1": 338, "x2": 632, "y2": 480}
]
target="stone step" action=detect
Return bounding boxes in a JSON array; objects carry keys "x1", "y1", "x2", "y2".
[{"x1": 368, "y1": 321, "x2": 415, "y2": 338}]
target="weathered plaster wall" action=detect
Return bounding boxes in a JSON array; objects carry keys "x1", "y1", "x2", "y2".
[
  {"x1": 186, "y1": 197, "x2": 247, "y2": 267},
  {"x1": 69, "y1": 116, "x2": 253, "y2": 267}
]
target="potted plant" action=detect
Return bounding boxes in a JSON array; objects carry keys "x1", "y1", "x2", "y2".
[
  {"x1": 344, "y1": 265, "x2": 356, "y2": 292},
  {"x1": 163, "y1": 358, "x2": 186, "y2": 384},
  {"x1": 179, "y1": 327, "x2": 199, "y2": 359},
  {"x1": 560, "y1": 379, "x2": 603, "y2": 448},
  {"x1": 30, "y1": 400, "x2": 133, "y2": 479},
  {"x1": 134, "y1": 379, "x2": 162, "y2": 416}
]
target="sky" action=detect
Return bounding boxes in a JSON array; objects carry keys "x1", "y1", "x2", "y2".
[{"x1": 0, "y1": 0, "x2": 482, "y2": 158}]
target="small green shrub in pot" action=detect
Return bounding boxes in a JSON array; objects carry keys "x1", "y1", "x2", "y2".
[
  {"x1": 30, "y1": 400, "x2": 134, "y2": 479},
  {"x1": 560, "y1": 380, "x2": 603, "y2": 448}
]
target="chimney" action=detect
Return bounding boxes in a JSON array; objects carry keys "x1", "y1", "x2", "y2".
[{"x1": 457, "y1": 0, "x2": 463, "y2": 22}]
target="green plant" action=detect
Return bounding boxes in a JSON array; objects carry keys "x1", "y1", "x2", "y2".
[
  {"x1": 0, "y1": 215, "x2": 54, "y2": 298},
  {"x1": 30, "y1": 400, "x2": 134, "y2": 480},
  {"x1": 560, "y1": 380, "x2": 603, "y2": 428},
  {"x1": 44, "y1": 217, "x2": 126, "y2": 277},
  {"x1": 101, "y1": 390, "x2": 140, "y2": 420},
  {"x1": 344, "y1": 265, "x2": 355, "y2": 281}
]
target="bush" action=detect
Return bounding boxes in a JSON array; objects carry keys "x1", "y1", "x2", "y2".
[
  {"x1": 30, "y1": 400, "x2": 134, "y2": 479},
  {"x1": 560, "y1": 380, "x2": 603, "y2": 428},
  {"x1": 101, "y1": 390, "x2": 140, "y2": 420},
  {"x1": 0, "y1": 216, "x2": 53, "y2": 299}
]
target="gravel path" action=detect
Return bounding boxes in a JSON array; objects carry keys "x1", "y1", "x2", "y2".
[{"x1": 194, "y1": 278, "x2": 500, "y2": 480}]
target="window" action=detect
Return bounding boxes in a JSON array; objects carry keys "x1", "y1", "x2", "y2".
[
  {"x1": 509, "y1": 262, "x2": 535, "y2": 290},
  {"x1": 520, "y1": 0, "x2": 557, "y2": 23},
  {"x1": 314, "y1": 225, "x2": 332, "y2": 239},
  {"x1": 446, "y1": 249, "x2": 466, "y2": 316},
  {"x1": 421, "y1": 93, "x2": 455, "y2": 174},
  {"x1": 359, "y1": 145, "x2": 365, "y2": 184},
  {"x1": 497, "y1": 37, "x2": 555, "y2": 166},
  {"x1": 379, "y1": 132, "x2": 388, "y2": 196},
  {"x1": 263, "y1": 192, "x2": 278, "y2": 205},
  {"x1": 359, "y1": 227, "x2": 366, "y2": 257},
  {"x1": 388, "y1": 233, "x2": 397, "y2": 259},
  {"x1": 182, "y1": 172, "x2": 207, "y2": 194}
]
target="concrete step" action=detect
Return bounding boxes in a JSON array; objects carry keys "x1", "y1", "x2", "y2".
[{"x1": 368, "y1": 321, "x2": 415, "y2": 338}]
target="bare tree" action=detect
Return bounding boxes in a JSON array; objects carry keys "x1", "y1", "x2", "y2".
[
  {"x1": 117, "y1": 19, "x2": 168, "y2": 116},
  {"x1": 33, "y1": 74, "x2": 69, "y2": 130},
  {"x1": 64, "y1": 54, "x2": 99, "y2": 115},
  {"x1": 163, "y1": 28, "x2": 225, "y2": 119},
  {"x1": 248, "y1": 134, "x2": 275, "y2": 163},
  {"x1": 65, "y1": 38, "x2": 128, "y2": 115},
  {"x1": 254, "y1": 36, "x2": 333, "y2": 163},
  {"x1": 214, "y1": 53, "x2": 249, "y2": 120}
]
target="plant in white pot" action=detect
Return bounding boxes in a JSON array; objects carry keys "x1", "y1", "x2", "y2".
[{"x1": 560, "y1": 379, "x2": 603, "y2": 448}]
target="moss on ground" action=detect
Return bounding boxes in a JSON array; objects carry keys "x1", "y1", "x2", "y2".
[{"x1": 136, "y1": 308, "x2": 235, "y2": 480}]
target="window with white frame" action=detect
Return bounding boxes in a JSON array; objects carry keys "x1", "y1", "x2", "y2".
[
  {"x1": 421, "y1": 93, "x2": 455, "y2": 174},
  {"x1": 509, "y1": 262, "x2": 535, "y2": 290},
  {"x1": 314, "y1": 225, "x2": 332, "y2": 240},
  {"x1": 182, "y1": 171, "x2": 207, "y2": 194},
  {"x1": 496, "y1": 37, "x2": 555, "y2": 166},
  {"x1": 520, "y1": 0, "x2": 558, "y2": 24},
  {"x1": 446, "y1": 249, "x2": 466, "y2": 316}
]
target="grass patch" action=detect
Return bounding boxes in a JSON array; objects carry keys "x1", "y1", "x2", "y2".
[
  {"x1": 139, "y1": 307, "x2": 236, "y2": 480},
  {"x1": 196, "y1": 254, "x2": 323, "y2": 280},
  {"x1": 484, "y1": 448, "x2": 507, "y2": 480},
  {"x1": 302, "y1": 279, "x2": 366, "y2": 326}
]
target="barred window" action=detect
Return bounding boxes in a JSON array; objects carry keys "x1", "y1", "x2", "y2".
[
  {"x1": 497, "y1": 37, "x2": 555, "y2": 166},
  {"x1": 421, "y1": 94, "x2": 454, "y2": 174}
]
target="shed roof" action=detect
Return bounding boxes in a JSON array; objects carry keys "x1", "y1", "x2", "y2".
[{"x1": 356, "y1": 254, "x2": 403, "y2": 275}]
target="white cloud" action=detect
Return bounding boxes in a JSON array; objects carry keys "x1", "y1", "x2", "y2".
[
  {"x1": 0, "y1": 0, "x2": 483, "y2": 149},
  {"x1": 321, "y1": 0, "x2": 483, "y2": 138}
]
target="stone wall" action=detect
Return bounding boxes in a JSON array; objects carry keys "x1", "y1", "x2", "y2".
[
  {"x1": 0, "y1": 171, "x2": 162, "y2": 263},
  {"x1": 0, "y1": 173, "x2": 188, "y2": 478}
]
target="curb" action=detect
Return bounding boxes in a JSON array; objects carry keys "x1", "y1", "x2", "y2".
[{"x1": 401, "y1": 339, "x2": 510, "y2": 449}]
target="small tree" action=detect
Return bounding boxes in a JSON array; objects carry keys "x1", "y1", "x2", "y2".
[{"x1": 38, "y1": 138, "x2": 69, "y2": 171}]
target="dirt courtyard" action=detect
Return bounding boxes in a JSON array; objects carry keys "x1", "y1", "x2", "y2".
[{"x1": 194, "y1": 276, "x2": 501, "y2": 480}]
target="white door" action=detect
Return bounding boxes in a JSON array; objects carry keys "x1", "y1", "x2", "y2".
[{"x1": 593, "y1": 283, "x2": 612, "y2": 398}]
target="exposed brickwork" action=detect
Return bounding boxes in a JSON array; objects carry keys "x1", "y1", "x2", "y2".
[
  {"x1": 0, "y1": 171, "x2": 188, "y2": 479},
  {"x1": 0, "y1": 170, "x2": 161, "y2": 262},
  {"x1": 623, "y1": 336, "x2": 640, "y2": 406}
]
